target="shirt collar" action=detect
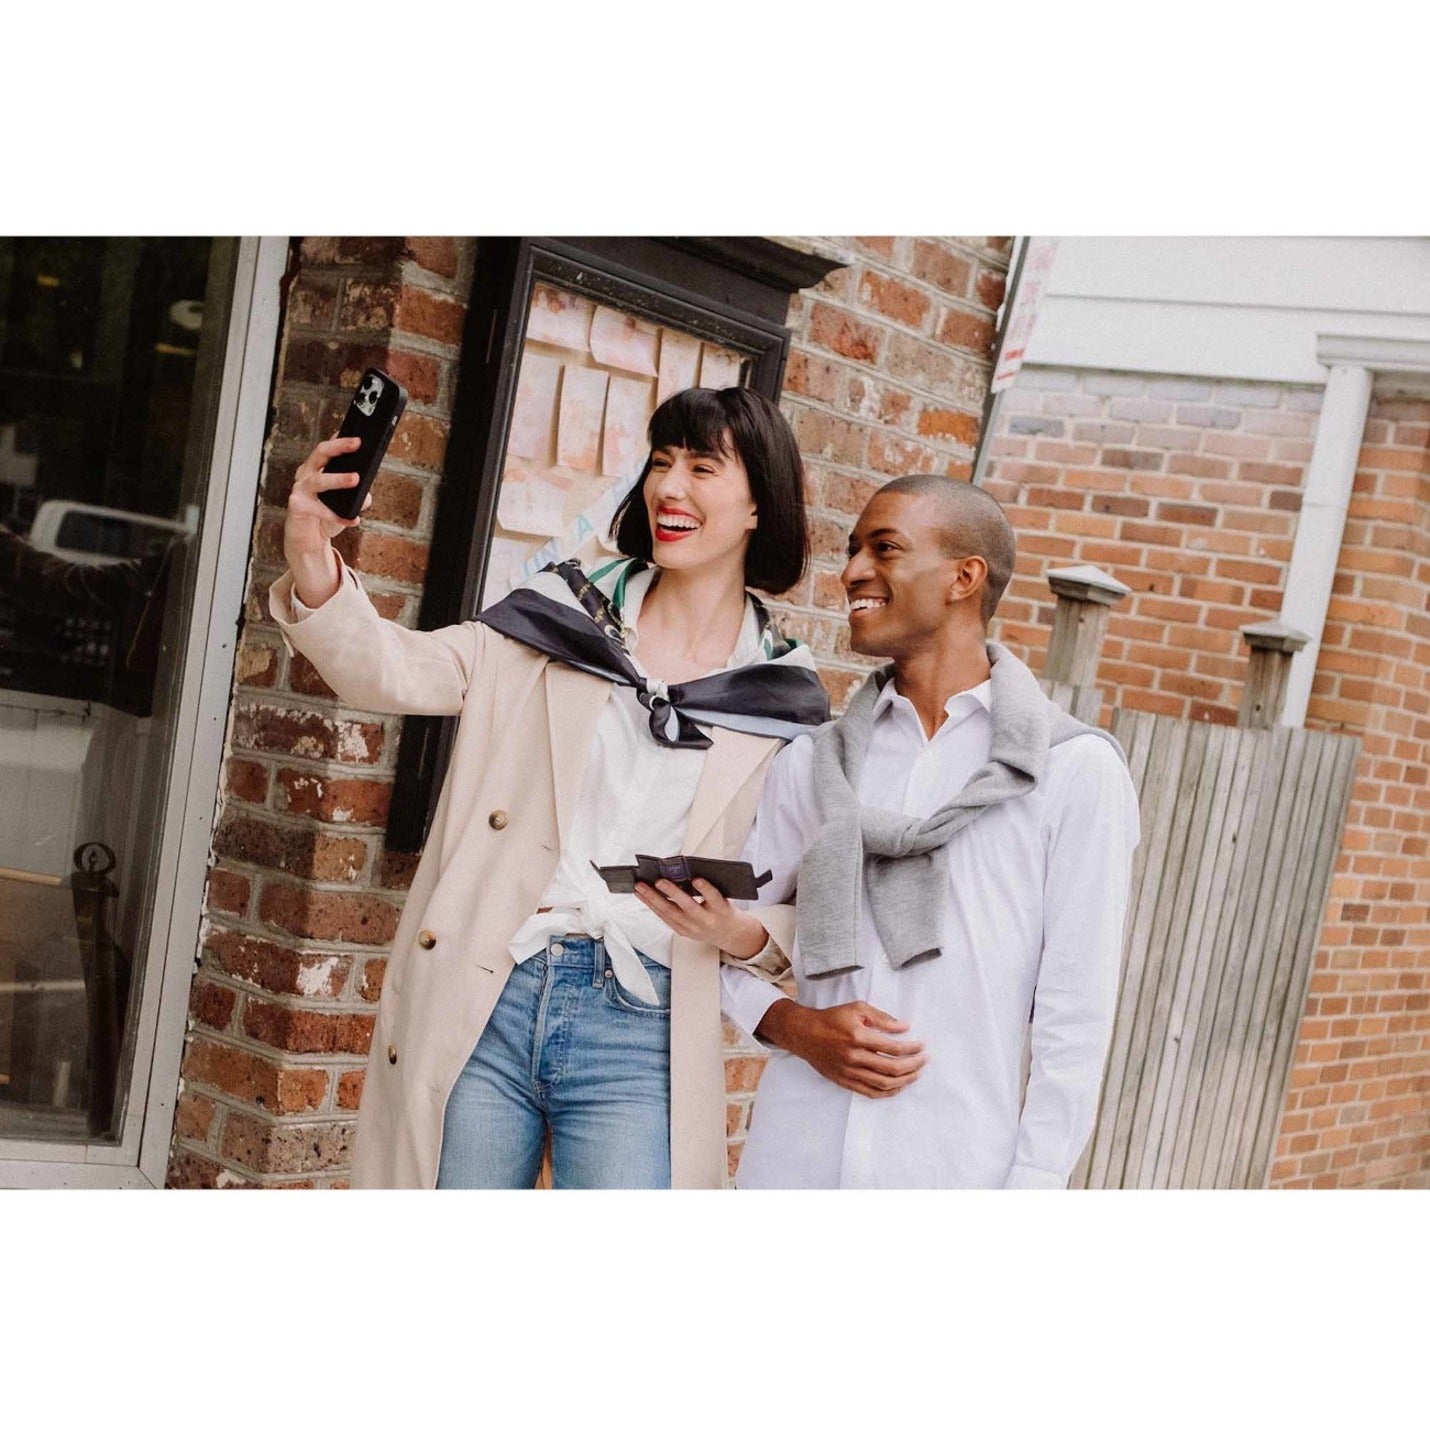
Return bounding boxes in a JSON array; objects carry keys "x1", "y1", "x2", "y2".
[
  {"x1": 874, "y1": 674, "x2": 993, "y2": 724},
  {"x1": 620, "y1": 565, "x2": 763, "y2": 672}
]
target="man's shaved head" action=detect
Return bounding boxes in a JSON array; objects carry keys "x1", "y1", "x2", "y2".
[{"x1": 875, "y1": 475, "x2": 1016, "y2": 625}]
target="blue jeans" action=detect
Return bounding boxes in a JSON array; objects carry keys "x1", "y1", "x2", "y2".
[{"x1": 436, "y1": 936, "x2": 671, "y2": 1188}]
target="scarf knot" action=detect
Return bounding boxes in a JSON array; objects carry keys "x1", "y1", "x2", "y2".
[{"x1": 476, "y1": 558, "x2": 830, "y2": 748}]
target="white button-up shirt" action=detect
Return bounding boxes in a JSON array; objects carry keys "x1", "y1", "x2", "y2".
[
  {"x1": 506, "y1": 567, "x2": 765, "y2": 1005},
  {"x1": 720, "y1": 677, "x2": 1140, "y2": 1189}
]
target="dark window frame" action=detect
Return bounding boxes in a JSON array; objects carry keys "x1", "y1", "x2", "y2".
[{"x1": 385, "y1": 236, "x2": 841, "y2": 851}]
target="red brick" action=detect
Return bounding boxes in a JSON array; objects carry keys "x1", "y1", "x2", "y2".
[
  {"x1": 175, "y1": 1091, "x2": 216, "y2": 1144},
  {"x1": 808, "y1": 303, "x2": 883, "y2": 363},
  {"x1": 165, "y1": 1150, "x2": 228, "y2": 1189},
  {"x1": 404, "y1": 236, "x2": 460, "y2": 280},
  {"x1": 337, "y1": 1069, "x2": 366, "y2": 1110},
  {"x1": 226, "y1": 758, "x2": 270, "y2": 806},
  {"x1": 213, "y1": 813, "x2": 367, "y2": 883},
  {"x1": 809, "y1": 515, "x2": 850, "y2": 563},
  {"x1": 937, "y1": 307, "x2": 996, "y2": 355},
  {"x1": 975, "y1": 267, "x2": 1007, "y2": 310},
  {"x1": 917, "y1": 407, "x2": 982, "y2": 445},
  {"x1": 242, "y1": 997, "x2": 376, "y2": 1056},
  {"x1": 288, "y1": 653, "x2": 337, "y2": 700},
  {"x1": 207, "y1": 869, "x2": 252, "y2": 918},
  {"x1": 784, "y1": 351, "x2": 841, "y2": 405},
  {"x1": 393, "y1": 285, "x2": 466, "y2": 346},
  {"x1": 190, "y1": 979, "x2": 236, "y2": 1033},
  {"x1": 258, "y1": 882, "x2": 402, "y2": 946},
  {"x1": 858, "y1": 271, "x2": 931, "y2": 329},
  {"x1": 360, "y1": 957, "x2": 387, "y2": 1002},
  {"x1": 824, "y1": 473, "x2": 886, "y2": 517},
  {"x1": 379, "y1": 849, "x2": 421, "y2": 890},
  {"x1": 909, "y1": 241, "x2": 971, "y2": 296},
  {"x1": 333, "y1": 526, "x2": 429, "y2": 585},
  {"x1": 183, "y1": 1037, "x2": 329, "y2": 1113},
  {"x1": 790, "y1": 406, "x2": 867, "y2": 467},
  {"x1": 275, "y1": 769, "x2": 393, "y2": 826},
  {"x1": 868, "y1": 431, "x2": 938, "y2": 477},
  {"x1": 286, "y1": 277, "x2": 338, "y2": 329},
  {"x1": 382, "y1": 349, "x2": 442, "y2": 406},
  {"x1": 235, "y1": 641, "x2": 279, "y2": 689},
  {"x1": 338, "y1": 279, "x2": 399, "y2": 331},
  {"x1": 232, "y1": 703, "x2": 385, "y2": 765},
  {"x1": 724, "y1": 1056, "x2": 767, "y2": 1093},
  {"x1": 282, "y1": 338, "x2": 389, "y2": 391},
  {"x1": 1157, "y1": 502, "x2": 1217, "y2": 526},
  {"x1": 387, "y1": 412, "x2": 450, "y2": 472},
  {"x1": 333, "y1": 237, "x2": 407, "y2": 267},
  {"x1": 204, "y1": 926, "x2": 352, "y2": 999}
]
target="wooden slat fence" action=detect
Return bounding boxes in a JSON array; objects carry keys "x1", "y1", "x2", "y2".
[{"x1": 1067, "y1": 709, "x2": 1360, "y2": 1189}]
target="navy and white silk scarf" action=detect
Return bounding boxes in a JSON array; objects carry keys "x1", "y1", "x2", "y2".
[{"x1": 477, "y1": 557, "x2": 830, "y2": 748}]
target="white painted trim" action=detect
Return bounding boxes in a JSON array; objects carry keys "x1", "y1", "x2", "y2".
[
  {"x1": 137, "y1": 236, "x2": 287, "y2": 1187},
  {"x1": 0, "y1": 237, "x2": 287, "y2": 1188},
  {"x1": 1280, "y1": 364, "x2": 1375, "y2": 728},
  {"x1": 1316, "y1": 333, "x2": 1430, "y2": 372}
]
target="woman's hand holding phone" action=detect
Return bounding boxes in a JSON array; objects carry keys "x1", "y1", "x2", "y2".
[
  {"x1": 633, "y1": 877, "x2": 769, "y2": 960},
  {"x1": 283, "y1": 436, "x2": 372, "y2": 608}
]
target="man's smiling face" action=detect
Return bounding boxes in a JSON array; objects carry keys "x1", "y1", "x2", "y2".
[{"x1": 841, "y1": 490, "x2": 969, "y2": 660}]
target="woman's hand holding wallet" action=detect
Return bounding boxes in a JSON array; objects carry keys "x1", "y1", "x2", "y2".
[{"x1": 632, "y1": 877, "x2": 769, "y2": 960}]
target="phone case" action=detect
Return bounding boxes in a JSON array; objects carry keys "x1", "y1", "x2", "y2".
[
  {"x1": 318, "y1": 367, "x2": 409, "y2": 520},
  {"x1": 589, "y1": 855, "x2": 773, "y2": 902}
]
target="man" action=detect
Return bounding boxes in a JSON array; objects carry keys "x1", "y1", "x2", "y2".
[{"x1": 639, "y1": 474, "x2": 1139, "y2": 1188}]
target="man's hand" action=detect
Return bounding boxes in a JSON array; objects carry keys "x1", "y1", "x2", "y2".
[
  {"x1": 756, "y1": 1000, "x2": 926, "y2": 1098},
  {"x1": 633, "y1": 877, "x2": 768, "y2": 959}
]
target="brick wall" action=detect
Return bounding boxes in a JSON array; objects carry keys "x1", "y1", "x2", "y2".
[
  {"x1": 983, "y1": 367, "x2": 1321, "y2": 722},
  {"x1": 1269, "y1": 384, "x2": 1429, "y2": 1188},
  {"x1": 168, "y1": 235, "x2": 1012, "y2": 1188},
  {"x1": 985, "y1": 370, "x2": 1429, "y2": 1189},
  {"x1": 168, "y1": 237, "x2": 475, "y2": 1187}
]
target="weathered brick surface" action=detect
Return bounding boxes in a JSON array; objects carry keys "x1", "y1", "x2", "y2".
[
  {"x1": 985, "y1": 370, "x2": 1318, "y2": 722},
  {"x1": 1265, "y1": 389, "x2": 1430, "y2": 1189},
  {"x1": 167, "y1": 235, "x2": 479, "y2": 1188},
  {"x1": 988, "y1": 372, "x2": 1430, "y2": 1188},
  {"x1": 771, "y1": 237, "x2": 1011, "y2": 715}
]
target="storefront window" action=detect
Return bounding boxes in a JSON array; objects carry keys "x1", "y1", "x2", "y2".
[{"x1": 0, "y1": 237, "x2": 235, "y2": 1144}]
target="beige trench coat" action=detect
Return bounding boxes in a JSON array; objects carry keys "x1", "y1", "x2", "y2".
[{"x1": 269, "y1": 561, "x2": 792, "y2": 1188}]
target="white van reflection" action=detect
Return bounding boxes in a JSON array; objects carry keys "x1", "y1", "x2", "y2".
[{"x1": 28, "y1": 501, "x2": 192, "y2": 567}]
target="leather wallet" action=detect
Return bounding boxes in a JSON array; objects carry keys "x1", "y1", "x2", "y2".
[{"x1": 590, "y1": 854, "x2": 772, "y2": 901}]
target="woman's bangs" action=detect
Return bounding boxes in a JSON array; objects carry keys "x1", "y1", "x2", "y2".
[{"x1": 646, "y1": 388, "x2": 734, "y2": 458}]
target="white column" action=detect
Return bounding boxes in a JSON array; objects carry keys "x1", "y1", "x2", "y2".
[{"x1": 1278, "y1": 362, "x2": 1373, "y2": 727}]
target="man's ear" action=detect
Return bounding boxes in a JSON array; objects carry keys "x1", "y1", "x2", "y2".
[{"x1": 946, "y1": 554, "x2": 988, "y2": 607}]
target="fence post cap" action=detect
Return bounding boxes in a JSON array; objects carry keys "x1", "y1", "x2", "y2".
[
  {"x1": 1046, "y1": 564, "x2": 1131, "y2": 606},
  {"x1": 1241, "y1": 620, "x2": 1311, "y2": 653}
]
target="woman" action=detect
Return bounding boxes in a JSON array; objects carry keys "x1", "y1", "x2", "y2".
[{"x1": 270, "y1": 386, "x2": 828, "y2": 1188}]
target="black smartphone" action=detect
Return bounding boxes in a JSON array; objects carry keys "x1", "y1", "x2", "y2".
[{"x1": 318, "y1": 367, "x2": 409, "y2": 520}]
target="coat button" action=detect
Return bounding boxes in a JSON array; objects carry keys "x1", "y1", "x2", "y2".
[
  {"x1": 387, "y1": 1045, "x2": 398, "y2": 1065},
  {"x1": 488, "y1": 809, "x2": 509, "y2": 830},
  {"x1": 417, "y1": 929, "x2": 437, "y2": 949}
]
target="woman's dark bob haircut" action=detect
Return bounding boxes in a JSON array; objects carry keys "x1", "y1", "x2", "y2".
[{"x1": 609, "y1": 386, "x2": 809, "y2": 595}]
